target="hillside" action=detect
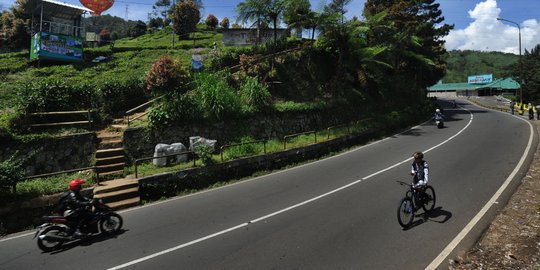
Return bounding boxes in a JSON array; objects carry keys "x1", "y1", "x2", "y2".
[
  {"x1": 442, "y1": 50, "x2": 518, "y2": 83},
  {"x1": 0, "y1": 28, "x2": 220, "y2": 112}
]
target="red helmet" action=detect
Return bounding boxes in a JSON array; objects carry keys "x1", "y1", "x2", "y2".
[{"x1": 69, "y1": 178, "x2": 86, "y2": 191}]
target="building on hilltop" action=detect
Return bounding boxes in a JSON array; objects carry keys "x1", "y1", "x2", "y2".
[{"x1": 221, "y1": 28, "x2": 289, "y2": 46}]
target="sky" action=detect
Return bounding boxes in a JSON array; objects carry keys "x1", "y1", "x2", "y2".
[{"x1": 1, "y1": 0, "x2": 539, "y2": 54}]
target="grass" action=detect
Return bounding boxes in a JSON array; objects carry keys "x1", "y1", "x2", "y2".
[
  {"x1": 125, "y1": 120, "x2": 373, "y2": 178},
  {"x1": 0, "y1": 170, "x2": 96, "y2": 205},
  {"x1": 0, "y1": 28, "x2": 223, "y2": 114},
  {"x1": 115, "y1": 27, "x2": 222, "y2": 50}
]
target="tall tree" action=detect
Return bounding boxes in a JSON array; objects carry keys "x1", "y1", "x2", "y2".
[
  {"x1": 283, "y1": 0, "x2": 310, "y2": 35},
  {"x1": 0, "y1": 0, "x2": 31, "y2": 50},
  {"x1": 220, "y1": 17, "x2": 230, "y2": 29},
  {"x1": 236, "y1": 0, "x2": 287, "y2": 44},
  {"x1": 265, "y1": 0, "x2": 287, "y2": 44},
  {"x1": 236, "y1": 0, "x2": 267, "y2": 44},
  {"x1": 170, "y1": 0, "x2": 200, "y2": 39},
  {"x1": 363, "y1": 0, "x2": 453, "y2": 95},
  {"x1": 205, "y1": 14, "x2": 218, "y2": 30},
  {"x1": 325, "y1": 0, "x2": 351, "y2": 24},
  {"x1": 519, "y1": 44, "x2": 540, "y2": 101},
  {"x1": 149, "y1": 0, "x2": 171, "y2": 27}
]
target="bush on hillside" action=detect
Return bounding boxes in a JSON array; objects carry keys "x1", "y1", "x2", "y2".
[
  {"x1": 145, "y1": 55, "x2": 191, "y2": 97},
  {"x1": 195, "y1": 73, "x2": 241, "y2": 120},
  {"x1": 239, "y1": 76, "x2": 271, "y2": 113},
  {"x1": 97, "y1": 75, "x2": 148, "y2": 114},
  {"x1": 16, "y1": 79, "x2": 97, "y2": 113},
  {"x1": 0, "y1": 154, "x2": 25, "y2": 192},
  {"x1": 148, "y1": 91, "x2": 202, "y2": 128}
]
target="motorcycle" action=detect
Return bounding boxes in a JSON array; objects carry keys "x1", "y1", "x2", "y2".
[
  {"x1": 34, "y1": 199, "x2": 123, "y2": 252},
  {"x1": 435, "y1": 115, "x2": 444, "y2": 128}
]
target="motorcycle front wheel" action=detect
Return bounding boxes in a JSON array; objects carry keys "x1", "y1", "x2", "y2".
[
  {"x1": 37, "y1": 225, "x2": 67, "y2": 252},
  {"x1": 100, "y1": 213, "x2": 123, "y2": 235}
]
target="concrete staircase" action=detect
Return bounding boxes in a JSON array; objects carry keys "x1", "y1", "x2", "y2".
[
  {"x1": 95, "y1": 121, "x2": 127, "y2": 178},
  {"x1": 93, "y1": 178, "x2": 140, "y2": 210},
  {"x1": 94, "y1": 119, "x2": 140, "y2": 210}
]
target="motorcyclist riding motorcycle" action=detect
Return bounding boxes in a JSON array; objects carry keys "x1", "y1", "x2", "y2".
[
  {"x1": 435, "y1": 108, "x2": 444, "y2": 128},
  {"x1": 63, "y1": 178, "x2": 93, "y2": 238}
]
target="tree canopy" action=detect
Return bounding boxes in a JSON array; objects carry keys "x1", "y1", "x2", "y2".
[
  {"x1": 362, "y1": 0, "x2": 453, "y2": 101},
  {"x1": 170, "y1": 0, "x2": 200, "y2": 39}
]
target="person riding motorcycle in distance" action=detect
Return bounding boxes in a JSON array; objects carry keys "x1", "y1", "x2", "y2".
[
  {"x1": 410, "y1": 151, "x2": 429, "y2": 188},
  {"x1": 64, "y1": 178, "x2": 93, "y2": 237},
  {"x1": 434, "y1": 108, "x2": 444, "y2": 120}
]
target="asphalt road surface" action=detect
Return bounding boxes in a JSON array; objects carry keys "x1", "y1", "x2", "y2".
[{"x1": 0, "y1": 99, "x2": 536, "y2": 270}]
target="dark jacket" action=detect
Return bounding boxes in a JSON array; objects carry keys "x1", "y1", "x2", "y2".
[{"x1": 65, "y1": 190, "x2": 91, "y2": 211}]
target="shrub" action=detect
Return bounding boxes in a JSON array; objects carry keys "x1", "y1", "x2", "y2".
[
  {"x1": 239, "y1": 76, "x2": 272, "y2": 113},
  {"x1": 16, "y1": 78, "x2": 97, "y2": 113},
  {"x1": 147, "y1": 105, "x2": 171, "y2": 128},
  {"x1": 145, "y1": 55, "x2": 191, "y2": 97},
  {"x1": 193, "y1": 144, "x2": 214, "y2": 166},
  {"x1": 148, "y1": 91, "x2": 204, "y2": 129},
  {"x1": 0, "y1": 154, "x2": 25, "y2": 193},
  {"x1": 195, "y1": 73, "x2": 241, "y2": 120},
  {"x1": 97, "y1": 75, "x2": 148, "y2": 114}
]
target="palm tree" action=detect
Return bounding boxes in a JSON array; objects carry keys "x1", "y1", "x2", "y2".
[
  {"x1": 236, "y1": 0, "x2": 268, "y2": 44},
  {"x1": 236, "y1": 0, "x2": 287, "y2": 45}
]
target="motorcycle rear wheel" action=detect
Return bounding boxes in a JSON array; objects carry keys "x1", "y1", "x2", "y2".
[
  {"x1": 100, "y1": 213, "x2": 123, "y2": 235},
  {"x1": 37, "y1": 226, "x2": 67, "y2": 252}
]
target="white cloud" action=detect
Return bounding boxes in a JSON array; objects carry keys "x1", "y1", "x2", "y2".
[{"x1": 444, "y1": 0, "x2": 540, "y2": 54}]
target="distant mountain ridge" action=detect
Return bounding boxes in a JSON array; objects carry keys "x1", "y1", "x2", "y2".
[{"x1": 443, "y1": 50, "x2": 518, "y2": 83}]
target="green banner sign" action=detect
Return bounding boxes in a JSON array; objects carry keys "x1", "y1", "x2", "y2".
[{"x1": 30, "y1": 31, "x2": 83, "y2": 62}]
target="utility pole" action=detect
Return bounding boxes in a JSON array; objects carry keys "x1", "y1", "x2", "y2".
[
  {"x1": 171, "y1": 0, "x2": 175, "y2": 49},
  {"x1": 497, "y1": 17, "x2": 523, "y2": 104},
  {"x1": 125, "y1": 4, "x2": 129, "y2": 21}
]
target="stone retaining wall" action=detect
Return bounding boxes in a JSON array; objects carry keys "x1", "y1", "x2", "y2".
[
  {"x1": 124, "y1": 108, "x2": 361, "y2": 164},
  {"x1": 0, "y1": 133, "x2": 98, "y2": 176}
]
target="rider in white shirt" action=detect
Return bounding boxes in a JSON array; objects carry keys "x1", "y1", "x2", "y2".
[{"x1": 410, "y1": 151, "x2": 429, "y2": 187}]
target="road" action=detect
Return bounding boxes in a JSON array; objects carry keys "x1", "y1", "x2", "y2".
[{"x1": 0, "y1": 99, "x2": 535, "y2": 270}]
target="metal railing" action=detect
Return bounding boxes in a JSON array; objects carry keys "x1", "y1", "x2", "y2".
[
  {"x1": 6, "y1": 166, "x2": 100, "y2": 193},
  {"x1": 325, "y1": 118, "x2": 373, "y2": 139},
  {"x1": 134, "y1": 151, "x2": 195, "y2": 178},
  {"x1": 125, "y1": 96, "x2": 164, "y2": 127},
  {"x1": 27, "y1": 110, "x2": 93, "y2": 129},
  {"x1": 283, "y1": 130, "x2": 317, "y2": 150},
  {"x1": 220, "y1": 139, "x2": 267, "y2": 162},
  {"x1": 131, "y1": 118, "x2": 374, "y2": 178},
  {"x1": 326, "y1": 123, "x2": 351, "y2": 139}
]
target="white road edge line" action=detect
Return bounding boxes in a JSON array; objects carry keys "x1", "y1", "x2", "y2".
[
  {"x1": 425, "y1": 107, "x2": 534, "y2": 270},
  {"x1": 108, "y1": 108, "x2": 476, "y2": 270}
]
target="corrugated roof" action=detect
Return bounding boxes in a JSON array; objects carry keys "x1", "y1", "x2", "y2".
[
  {"x1": 27, "y1": 0, "x2": 92, "y2": 20},
  {"x1": 428, "y1": 82, "x2": 481, "y2": 91},
  {"x1": 428, "y1": 77, "x2": 520, "y2": 91},
  {"x1": 483, "y1": 77, "x2": 520, "y2": 90}
]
